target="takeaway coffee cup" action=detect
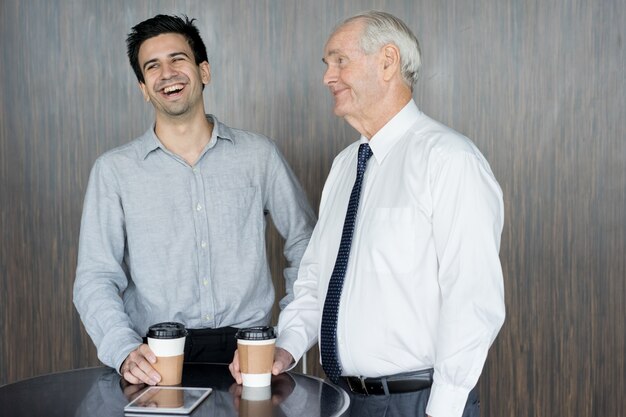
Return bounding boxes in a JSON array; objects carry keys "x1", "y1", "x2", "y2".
[
  {"x1": 235, "y1": 326, "x2": 277, "y2": 387},
  {"x1": 147, "y1": 322, "x2": 187, "y2": 386}
]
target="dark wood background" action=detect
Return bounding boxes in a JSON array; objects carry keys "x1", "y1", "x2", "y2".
[{"x1": 1, "y1": 1, "x2": 624, "y2": 415}]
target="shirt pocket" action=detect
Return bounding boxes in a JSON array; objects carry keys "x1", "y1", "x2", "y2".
[{"x1": 361, "y1": 207, "x2": 423, "y2": 275}]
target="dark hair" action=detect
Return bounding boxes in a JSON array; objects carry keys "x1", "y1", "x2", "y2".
[{"x1": 126, "y1": 14, "x2": 208, "y2": 83}]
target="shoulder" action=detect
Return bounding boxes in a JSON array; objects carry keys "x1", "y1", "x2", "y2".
[
  {"x1": 214, "y1": 119, "x2": 289, "y2": 175},
  {"x1": 405, "y1": 113, "x2": 493, "y2": 173},
  {"x1": 409, "y1": 115, "x2": 500, "y2": 193},
  {"x1": 95, "y1": 131, "x2": 151, "y2": 166},
  {"x1": 88, "y1": 131, "x2": 153, "y2": 182},
  {"x1": 410, "y1": 114, "x2": 477, "y2": 155},
  {"x1": 96, "y1": 141, "x2": 139, "y2": 163},
  {"x1": 216, "y1": 119, "x2": 278, "y2": 153}
]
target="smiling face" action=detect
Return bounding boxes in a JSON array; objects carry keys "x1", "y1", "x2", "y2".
[
  {"x1": 322, "y1": 21, "x2": 385, "y2": 127},
  {"x1": 137, "y1": 33, "x2": 210, "y2": 119}
]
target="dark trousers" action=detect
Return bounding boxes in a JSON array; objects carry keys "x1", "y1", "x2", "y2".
[
  {"x1": 339, "y1": 381, "x2": 480, "y2": 417},
  {"x1": 182, "y1": 327, "x2": 238, "y2": 364}
]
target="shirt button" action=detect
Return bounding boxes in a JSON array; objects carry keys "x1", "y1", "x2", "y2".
[
  {"x1": 205, "y1": 315, "x2": 211, "y2": 321},
  {"x1": 196, "y1": 203, "x2": 202, "y2": 211},
  {"x1": 203, "y1": 279, "x2": 209, "y2": 286},
  {"x1": 201, "y1": 241, "x2": 207, "y2": 248}
]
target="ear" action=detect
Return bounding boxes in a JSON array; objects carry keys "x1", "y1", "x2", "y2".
[
  {"x1": 139, "y1": 82, "x2": 150, "y2": 102},
  {"x1": 199, "y1": 61, "x2": 211, "y2": 85},
  {"x1": 381, "y1": 44, "x2": 401, "y2": 82}
]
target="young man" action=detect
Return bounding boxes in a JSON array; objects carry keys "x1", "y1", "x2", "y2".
[
  {"x1": 74, "y1": 14, "x2": 315, "y2": 386},
  {"x1": 230, "y1": 11, "x2": 505, "y2": 417}
]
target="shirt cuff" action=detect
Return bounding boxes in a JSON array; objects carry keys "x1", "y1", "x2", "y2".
[
  {"x1": 276, "y1": 329, "x2": 309, "y2": 370},
  {"x1": 426, "y1": 381, "x2": 471, "y2": 417},
  {"x1": 113, "y1": 341, "x2": 143, "y2": 375},
  {"x1": 99, "y1": 329, "x2": 143, "y2": 374}
]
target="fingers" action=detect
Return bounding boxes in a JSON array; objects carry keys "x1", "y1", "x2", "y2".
[
  {"x1": 137, "y1": 344, "x2": 157, "y2": 364},
  {"x1": 121, "y1": 344, "x2": 161, "y2": 386},
  {"x1": 228, "y1": 350, "x2": 243, "y2": 385},
  {"x1": 229, "y1": 347, "x2": 295, "y2": 384},
  {"x1": 122, "y1": 368, "x2": 143, "y2": 385},
  {"x1": 272, "y1": 347, "x2": 294, "y2": 375}
]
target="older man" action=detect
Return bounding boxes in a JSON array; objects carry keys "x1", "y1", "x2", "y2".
[{"x1": 230, "y1": 11, "x2": 505, "y2": 417}]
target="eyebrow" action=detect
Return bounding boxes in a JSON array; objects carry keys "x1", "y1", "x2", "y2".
[
  {"x1": 142, "y1": 51, "x2": 191, "y2": 71},
  {"x1": 322, "y1": 49, "x2": 341, "y2": 65}
]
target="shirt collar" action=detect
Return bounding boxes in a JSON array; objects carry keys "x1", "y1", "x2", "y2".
[
  {"x1": 138, "y1": 114, "x2": 235, "y2": 160},
  {"x1": 360, "y1": 100, "x2": 421, "y2": 164}
]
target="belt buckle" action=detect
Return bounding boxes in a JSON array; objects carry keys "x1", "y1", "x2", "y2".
[{"x1": 347, "y1": 376, "x2": 369, "y2": 396}]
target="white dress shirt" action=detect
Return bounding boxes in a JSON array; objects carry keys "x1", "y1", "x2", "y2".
[{"x1": 277, "y1": 100, "x2": 505, "y2": 417}]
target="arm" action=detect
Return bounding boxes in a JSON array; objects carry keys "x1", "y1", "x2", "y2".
[
  {"x1": 73, "y1": 157, "x2": 144, "y2": 375},
  {"x1": 264, "y1": 144, "x2": 316, "y2": 309},
  {"x1": 273, "y1": 208, "x2": 328, "y2": 367},
  {"x1": 426, "y1": 151, "x2": 506, "y2": 417},
  {"x1": 273, "y1": 151, "x2": 346, "y2": 369}
]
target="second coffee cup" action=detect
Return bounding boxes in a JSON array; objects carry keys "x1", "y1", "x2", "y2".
[
  {"x1": 147, "y1": 322, "x2": 187, "y2": 386},
  {"x1": 235, "y1": 326, "x2": 277, "y2": 387}
]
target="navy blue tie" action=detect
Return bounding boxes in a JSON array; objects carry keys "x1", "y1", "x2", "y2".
[{"x1": 320, "y1": 143, "x2": 373, "y2": 384}]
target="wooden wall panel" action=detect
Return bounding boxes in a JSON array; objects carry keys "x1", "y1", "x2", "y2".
[{"x1": 1, "y1": 1, "x2": 624, "y2": 415}]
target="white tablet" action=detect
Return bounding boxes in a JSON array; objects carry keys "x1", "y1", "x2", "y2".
[{"x1": 123, "y1": 386, "x2": 212, "y2": 415}]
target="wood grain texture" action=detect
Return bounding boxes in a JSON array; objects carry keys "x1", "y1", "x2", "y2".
[{"x1": 1, "y1": 1, "x2": 624, "y2": 415}]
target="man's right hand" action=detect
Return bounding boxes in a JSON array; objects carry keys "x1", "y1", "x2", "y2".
[
  {"x1": 228, "y1": 347, "x2": 294, "y2": 384},
  {"x1": 120, "y1": 343, "x2": 161, "y2": 385}
]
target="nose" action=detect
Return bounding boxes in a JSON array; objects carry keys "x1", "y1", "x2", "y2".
[
  {"x1": 323, "y1": 64, "x2": 337, "y2": 86},
  {"x1": 160, "y1": 62, "x2": 178, "y2": 79}
]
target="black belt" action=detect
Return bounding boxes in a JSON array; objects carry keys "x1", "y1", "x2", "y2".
[{"x1": 342, "y1": 368, "x2": 434, "y2": 395}]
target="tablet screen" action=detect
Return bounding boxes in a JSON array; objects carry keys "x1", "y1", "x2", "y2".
[{"x1": 124, "y1": 386, "x2": 212, "y2": 415}]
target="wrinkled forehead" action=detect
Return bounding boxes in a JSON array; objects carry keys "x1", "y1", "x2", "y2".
[{"x1": 323, "y1": 21, "x2": 365, "y2": 57}]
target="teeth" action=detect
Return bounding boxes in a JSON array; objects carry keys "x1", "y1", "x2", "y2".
[{"x1": 163, "y1": 85, "x2": 183, "y2": 93}]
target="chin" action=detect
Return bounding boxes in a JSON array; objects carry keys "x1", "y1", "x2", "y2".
[{"x1": 333, "y1": 105, "x2": 348, "y2": 118}]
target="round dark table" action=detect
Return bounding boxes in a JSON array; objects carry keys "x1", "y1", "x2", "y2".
[{"x1": 0, "y1": 363, "x2": 349, "y2": 417}]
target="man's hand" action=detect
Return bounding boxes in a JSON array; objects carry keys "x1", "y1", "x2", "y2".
[
  {"x1": 228, "y1": 347, "x2": 294, "y2": 384},
  {"x1": 228, "y1": 349, "x2": 243, "y2": 384},
  {"x1": 120, "y1": 343, "x2": 161, "y2": 385},
  {"x1": 272, "y1": 347, "x2": 295, "y2": 375}
]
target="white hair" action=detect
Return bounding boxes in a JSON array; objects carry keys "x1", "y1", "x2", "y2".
[{"x1": 338, "y1": 10, "x2": 422, "y2": 89}]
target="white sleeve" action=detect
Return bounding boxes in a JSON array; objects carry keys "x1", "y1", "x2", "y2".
[{"x1": 426, "y1": 151, "x2": 506, "y2": 417}]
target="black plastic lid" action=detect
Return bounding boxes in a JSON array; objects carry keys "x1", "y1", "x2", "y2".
[
  {"x1": 235, "y1": 326, "x2": 276, "y2": 341},
  {"x1": 147, "y1": 322, "x2": 188, "y2": 339}
]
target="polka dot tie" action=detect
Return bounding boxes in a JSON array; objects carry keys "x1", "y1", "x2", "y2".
[{"x1": 320, "y1": 143, "x2": 373, "y2": 384}]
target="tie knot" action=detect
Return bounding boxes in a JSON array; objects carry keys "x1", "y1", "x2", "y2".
[
  {"x1": 357, "y1": 143, "x2": 372, "y2": 176},
  {"x1": 358, "y1": 143, "x2": 373, "y2": 163}
]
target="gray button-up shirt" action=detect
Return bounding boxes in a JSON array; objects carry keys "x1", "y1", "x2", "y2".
[{"x1": 73, "y1": 115, "x2": 316, "y2": 372}]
